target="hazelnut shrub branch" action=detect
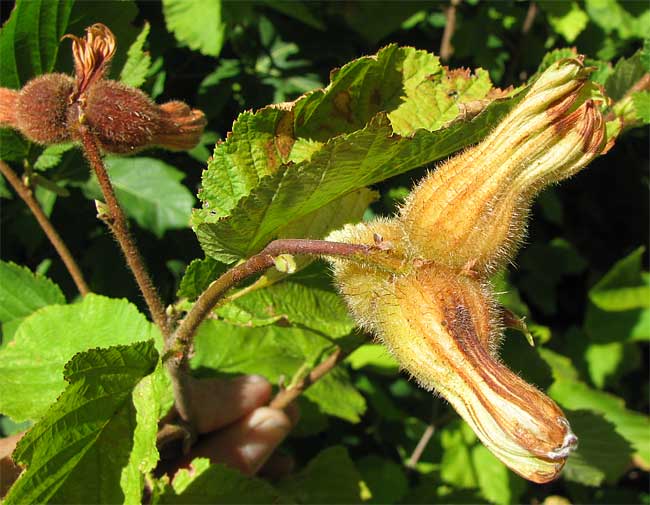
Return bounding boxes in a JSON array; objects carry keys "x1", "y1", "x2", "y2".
[
  {"x1": 165, "y1": 239, "x2": 392, "y2": 427},
  {"x1": 77, "y1": 124, "x2": 171, "y2": 341}
]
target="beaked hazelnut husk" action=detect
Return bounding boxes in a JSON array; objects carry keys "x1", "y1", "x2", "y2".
[
  {"x1": 327, "y1": 58, "x2": 610, "y2": 483},
  {"x1": 0, "y1": 23, "x2": 206, "y2": 154}
]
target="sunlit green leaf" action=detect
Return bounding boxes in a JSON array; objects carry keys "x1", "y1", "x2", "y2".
[
  {"x1": 192, "y1": 320, "x2": 365, "y2": 422},
  {"x1": 0, "y1": 294, "x2": 161, "y2": 421},
  {"x1": 0, "y1": 261, "x2": 64, "y2": 328},
  {"x1": 4, "y1": 341, "x2": 158, "y2": 504}
]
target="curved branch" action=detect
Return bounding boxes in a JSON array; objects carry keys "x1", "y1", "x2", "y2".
[
  {"x1": 169, "y1": 239, "x2": 378, "y2": 358},
  {"x1": 269, "y1": 347, "x2": 345, "y2": 409},
  {"x1": 0, "y1": 160, "x2": 90, "y2": 296}
]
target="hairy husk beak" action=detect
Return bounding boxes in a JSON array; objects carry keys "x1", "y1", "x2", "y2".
[{"x1": 327, "y1": 58, "x2": 609, "y2": 483}]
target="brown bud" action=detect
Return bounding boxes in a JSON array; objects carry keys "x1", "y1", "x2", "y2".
[
  {"x1": 71, "y1": 79, "x2": 160, "y2": 153},
  {"x1": 13, "y1": 74, "x2": 74, "y2": 145},
  {"x1": 67, "y1": 80, "x2": 207, "y2": 154},
  {"x1": 155, "y1": 101, "x2": 208, "y2": 151}
]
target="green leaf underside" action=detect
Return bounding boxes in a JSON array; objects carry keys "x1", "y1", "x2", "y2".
[
  {"x1": 216, "y1": 272, "x2": 355, "y2": 337},
  {"x1": 121, "y1": 359, "x2": 172, "y2": 503},
  {"x1": 84, "y1": 157, "x2": 195, "y2": 237},
  {"x1": 5, "y1": 341, "x2": 158, "y2": 505},
  {"x1": 33, "y1": 142, "x2": 75, "y2": 171},
  {"x1": 194, "y1": 98, "x2": 517, "y2": 263},
  {"x1": 589, "y1": 246, "x2": 650, "y2": 311},
  {"x1": 156, "y1": 458, "x2": 283, "y2": 504},
  {"x1": 0, "y1": 294, "x2": 161, "y2": 421},
  {"x1": 178, "y1": 188, "x2": 375, "y2": 301},
  {"x1": 0, "y1": 261, "x2": 65, "y2": 326},
  {"x1": 119, "y1": 21, "x2": 152, "y2": 88},
  {"x1": 194, "y1": 44, "x2": 520, "y2": 262},
  {"x1": 162, "y1": 0, "x2": 225, "y2": 57},
  {"x1": 192, "y1": 320, "x2": 366, "y2": 422},
  {"x1": 0, "y1": 0, "x2": 74, "y2": 161}
]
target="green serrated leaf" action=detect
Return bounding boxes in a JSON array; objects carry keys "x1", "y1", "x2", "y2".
[
  {"x1": 83, "y1": 157, "x2": 195, "y2": 238},
  {"x1": 198, "y1": 107, "x2": 295, "y2": 219},
  {"x1": 5, "y1": 341, "x2": 158, "y2": 504},
  {"x1": 196, "y1": 45, "x2": 514, "y2": 250},
  {"x1": 194, "y1": 95, "x2": 518, "y2": 263},
  {"x1": 177, "y1": 257, "x2": 228, "y2": 301},
  {"x1": 217, "y1": 271, "x2": 355, "y2": 337},
  {"x1": 121, "y1": 359, "x2": 172, "y2": 503},
  {"x1": 192, "y1": 320, "x2": 365, "y2": 422},
  {"x1": 120, "y1": 21, "x2": 151, "y2": 88},
  {"x1": 0, "y1": 294, "x2": 162, "y2": 421},
  {"x1": 606, "y1": 50, "x2": 648, "y2": 102},
  {"x1": 632, "y1": 90, "x2": 650, "y2": 124},
  {"x1": 155, "y1": 458, "x2": 284, "y2": 504},
  {"x1": 162, "y1": 0, "x2": 225, "y2": 57},
  {"x1": 279, "y1": 446, "x2": 363, "y2": 504},
  {"x1": 563, "y1": 409, "x2": 634, "y2": 486},
  {"x1": 0, "y1": 0, "x2": 74, "y2": 161},
  {"x1": 0, "y1": 261, "x2": 65, "y2": 327},
  {"x1": 33, "y1": 142, "x2": 75, "y2": 171},
  {"x1": 539, "y1": 1, "x2": 589, "y2": 43}
]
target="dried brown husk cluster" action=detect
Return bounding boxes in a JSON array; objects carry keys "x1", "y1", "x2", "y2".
[
  {"x1": 0, "y1": 23, "x2": 205, "y2": 153},
  {"x1": 328, "y1": 58, "x2": 608, "y2": 483}
]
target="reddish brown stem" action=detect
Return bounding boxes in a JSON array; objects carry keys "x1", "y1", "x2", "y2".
[
  {"x1": 0, "y1": 160, "x2": 90, "y2": 296},
  {"x1": 170, "y1": 239, "x2": 374, "y2": 358},
  {"x1": 164, "y1": 239, "x2": 376, "y2": 435},
  {"x1": 440, "y1": 0, "x2": 461, "y2": 62},
  {"x1": 77, "y1": 125, "x2": 170, "y2": 339},
  {"x1": 270, "y1": 347, "x2": 345, "y2": 409}
]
